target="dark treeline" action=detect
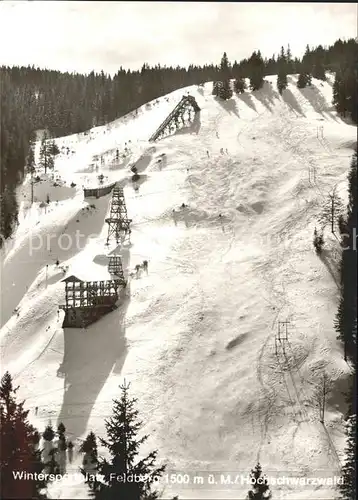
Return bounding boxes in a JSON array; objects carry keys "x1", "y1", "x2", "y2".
[
  {"x1": 335, "y1": 150, "x2": 357, "y2": 500},
  {"x1": 312, "y1": 148, "x2": 357, "y2": 500},
  {"x1": 335, "y1": 150, "x2": 357, "y2": 366},
  {"x1": 1, "y1": 38, "x2": 357, "y2": 243}
]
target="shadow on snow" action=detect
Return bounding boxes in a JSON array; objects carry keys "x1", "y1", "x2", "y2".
[
  {"x1": 281, "y1": 89, "x2": 306, "y2": 117},
  {"x1": 252, "y1": 81, "x2": 280, "y2": 112},
  {"x1": 56, "y1": 245, "x2": 131, "y2": 441},
  {"x1": 215, "y1": 97, "x2": 240, "y2": 118},
  {"x1": 171, "y1": 111, "x2": 202, "y2": 137},
  {"x1": 297, "y1": 84, "x2": 340, "y2": 122},
  {"x1": 236, "y1": 92, "x2": 257, "y2": 113}
]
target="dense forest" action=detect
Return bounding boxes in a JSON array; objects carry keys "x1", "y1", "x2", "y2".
[
  {"x1": 0, "y1": 38, "x2": 357, "y2": 242},
  {"x1": 336, "y1": 149, "x2": 357, "y2": 500}
]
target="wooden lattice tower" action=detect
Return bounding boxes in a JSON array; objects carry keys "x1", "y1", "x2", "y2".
[
  {"x1": 108, "y1": 256, "x2": 126, "y2": 286},
  {"x1": 149, "y1": 95, "x2": 201, "y2": 142},
  {"x1": 60, "y1": 276, "x2": 121, "y2": 308},
  {"x1": 105, "y1": 185, "x2": 132, "y2": 244},
  {"x1": 59, "y1": 275, "x2": 125, "y2": 327}
]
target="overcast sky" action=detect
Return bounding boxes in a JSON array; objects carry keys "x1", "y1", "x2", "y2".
[{"x1": 0, "y1": 1, "x2": 356, "y2": 75}]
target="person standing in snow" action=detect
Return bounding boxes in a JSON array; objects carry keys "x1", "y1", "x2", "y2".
[
  {"x1": 172, "y1": 209, "x2": 177, "y2": 226},
  {"x1": 216, "y1": 131, "x2": 219, "y2": 138},
  {"x1": 206, "y1": 150, "x2": 210, "y2": 157},
  {"x1": 143, "y1": 260, "x2": 148, "y2": 273}
]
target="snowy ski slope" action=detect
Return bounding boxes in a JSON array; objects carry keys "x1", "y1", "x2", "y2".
[{"x1": 0, "y1": 74, "x2": 356, "y2": 499}]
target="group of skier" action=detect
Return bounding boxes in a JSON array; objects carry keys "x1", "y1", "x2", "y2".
[
  {"x1": 134, "y1": 260, "x2": 148, "y2": 276},
  {"x1": 206, "y1": 147, "x2": 228, "y2": 157}
]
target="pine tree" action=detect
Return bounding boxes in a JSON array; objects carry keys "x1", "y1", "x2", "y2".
[
  {"x1": 57, "y1": 422, "x2": 67, "y2": 473},
  {"x1": 344, "y1": 67, "x2": 358, "y2": 123},
  {"x1": 58, "y1": 435, "x2": 67, "y2": 451},
  {"x1": 217, "y1": 52, "x2": 232, "y2": 100},
  {"x1": 46, "y1": 448, "x2": 60, "y2": 476},
  {"x1": 80, "y1": 431, "x2": 98, "y2": 468},
  {"x1": 26, "y1": 140, "x2": 35, "y2": 175},
  {"x1": 312, "y1": 45, "x2": 327, "y2": 81},
  {"x1": 276, "y1": 46, "x2": 288, "y2": 94},
  {"x1": 0, "y1": 186, "x2": 19, "y2": 241},
  {"x1": 219, "y1": 79, "x2": 233, "y2": 100},
  {"x1": 0, "y1": 371, "x2": 48, "y2": 499},
  {"x1": 313, "y1": 227, "x2": 324, "y2": 254},
  {"x1": 42, "y1": 422, "x2": 59, "y2": 474},
  {"x1": 319, "y1": 187, "x2": 344, "y2": 233},
  {"x1": 220, "y1": 52, "x2": 231, "y2": 81},
  {"x1": 57, "y1": 422, "x2": 66, "y2": 438},
  {"x1": 286, "y1": 44, "x2": 294, "y2": 73},
  {"x1": 297, "y1": 72, "x2": 308, "y2": 89},
  {"x1": 335, "y1": 150, "x2": 357, "y2": 363},
  {"x1": 297, "y1": 45, "x2": 313, "y2": 88},
  {"x1": 312, "y1": 58, "x2": 326, "y2": 80},
  {"x1": 57, "y1": 421, "x2": 67, "y2": 450},
  {"x1": 43, "y1": 424, "x2": 55, "y2": 442},
  {"x1": 334, "y1": 297, "x2": 347, "y2": 360},
  {"x1": 212, "y1": 81, "x2": 221, "y2": 97},
  {"x1": 234, "y1": 77, "x2": 246, "y2": 94},
  {"x1": 67, "y1": 441, "x2": 74, "y2": 463},
  {"x1": 277, "y1": 67, "x2": 288, "y2": 94},
  {"x1": 39, "y1": 133, "x2": 54, "y2": 174},
  {"x1": 248, "y1": 51, "x2": 265, "y2": 91},
  {"x1": 32, "y1": 429, "x2": 41, "y2": 449},
  {"x1": 338, "y1": 214, "x2": 348, "y2": 236},
  {"x1": 303, "y1": 44, "x2": 313, "y2": 83},
  {"x1": 334, "y1": 66, "x2": 358, "y2": 122},
  {"x1": 47, "y1": 152, "x2": 54, "y2": 171},
  {"x1": 333, "y1": 72, "x2": 348, "y2": 116},
  {"x1": 48, "y1": 140, "x2": 60, "y2": 156},
  {"x1": 338, "y1": 414, "x2": 356, "y2": 499},
  {"x1": 247, "y1": 463, "x2": 272, "y2": 499},
  {"x1": 39, "y1": 133, "x2": 49, "y2": 174},
  {"x1": 85, "y1": 380, "x2": 166, "y2": 499}
]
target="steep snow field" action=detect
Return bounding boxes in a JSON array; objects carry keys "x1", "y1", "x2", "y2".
[{"x1": 1, "y1": 74, "x2": 356, "y2": 499}]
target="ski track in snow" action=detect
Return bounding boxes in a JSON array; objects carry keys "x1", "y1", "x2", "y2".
[{"x1": 0, "y1": 75, "x2": 355, "y2": 499}]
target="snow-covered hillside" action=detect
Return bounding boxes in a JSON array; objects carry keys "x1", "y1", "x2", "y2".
[{"x1": 0, "y1": 74, "x2": 356, "y2": 499}]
